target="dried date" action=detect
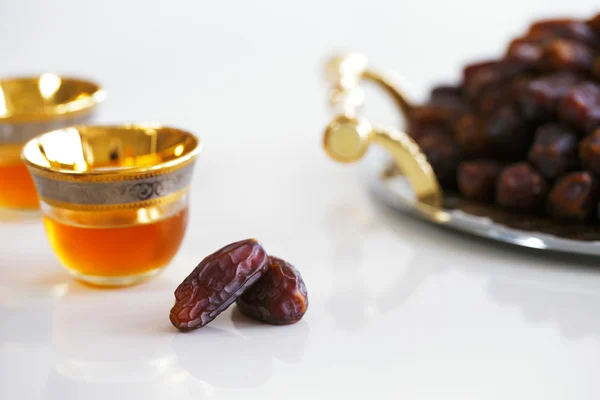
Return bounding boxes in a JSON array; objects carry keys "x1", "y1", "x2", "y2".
[
  {"x1": 496, "y1": 162, "x2": 548, "y2": 212},
  {"x1": 417, "y1": 133, "x2": 462, "y2": 187},
  {"x1": 457, "y1": 160, "x2": 502, "y2": 202},
  {"x1": 547, "y1": 171, "x2": 599, "y2": 221},
  {"x1": 579, "y1": 128, "x2": 600, "y2": 175},
  {"x1": 237, "y1": 256, "x2": 308, "y2": 325},
  {"x1": 485, "y1": 105, "x2": 533, "y2": 159},
  {"x1": 505, "y1": 37, "x2": 546, "y2": 74},
  {"x1": 170, "y1": 239, "x2": 269, "y2": 331},
  {"x1": 559, "y1": 82, "x2": 600, "y2": 133},
  {"x1": 455, "y1": 113, "x2": 489, "y2": 158},
  {"x1": 543, "y1": 39, "x2": 596, "y2": 73},
  {"x1": 515, "y1": 72, "x2": 581, "y2": 121},
  {"x1": 528, "y1": 19, "x2": 599, "y2": 48},
  {"x1": 528, "y1": 123, "x2": 579, "y2": 180},
  {"x1": 462, "y1": 60, "x2": 506, "y2": 102}
]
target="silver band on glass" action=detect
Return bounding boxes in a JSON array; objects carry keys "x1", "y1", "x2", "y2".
[{"x1": 31, "y1": 162, "x2": 195, "y2": 207}]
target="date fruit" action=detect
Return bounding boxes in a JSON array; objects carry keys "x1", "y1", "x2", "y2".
[
  {"x1": 579, "y1": 128, "x2": 600, "y2": 175},
  {"x1": 457, "y1": 160, "x2": 502, "y2": 202},
  {"x1": 170, "y1": 239, "x2": 269, "y2": 331},
  {"x1": 237, "y1": 256, "x2": 308, "y2": 325},
  {"x1": 543, "y1": 39, "x2": 596, "y2": 73},
  {"x1": 528, "y1": 123, "x2": 579, "y2": 180},
  {"x1": 515, "y1": 73, "x2": 581, "y2": 121},
  {"x1": 496, "y1": 163, "x2": 548, "y2": 212},
  {"x1": 485, "y1": 105, "x2": 532, "y2": 159},
  {"x1": 547, "y1": 171, "x2": 599, "y2": 220},
  {"x1": 417, "y1": 133, "x2": 461, "y2": 187},
  {"x1": 528, "y1": 19, "x2": 599, "y2": 49},
  {"x1": 462, "y1": 60, "x2": 506, "y2": 102},
  {"x1": 455, "y1": 113, "x2": 489, "y2": 158},
  {"x1": 559, "y1": 82, "x2": 600, "y2": 133}
]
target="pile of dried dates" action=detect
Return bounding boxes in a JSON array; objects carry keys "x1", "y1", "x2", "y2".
[
  {"x1": 170, "y1": 239, "x2": 308, "y2": 331},
  {"x1": 410, "y1": 14, "x2": 600, "y2": 222}
]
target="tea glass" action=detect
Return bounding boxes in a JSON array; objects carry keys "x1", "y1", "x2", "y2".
[
  {"x1": 0, "y1": 74, "x2": 104, "y2": 212},
  {"x1": 21, "y1": 124, "x2": 201, "y2": 287}
]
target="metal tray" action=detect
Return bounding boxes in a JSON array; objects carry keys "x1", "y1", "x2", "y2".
[{"x1": 365, "y1": 152, "x2": 600, "y2": 257}]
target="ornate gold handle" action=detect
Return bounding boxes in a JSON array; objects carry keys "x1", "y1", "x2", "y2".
[{"x1": 322, "y1": 53, "x2": 442, "y2": 208}]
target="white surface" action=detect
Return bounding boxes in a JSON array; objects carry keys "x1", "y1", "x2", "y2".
[{"x1": 2, "y1": 1, "x2": 600, "y2": 399}]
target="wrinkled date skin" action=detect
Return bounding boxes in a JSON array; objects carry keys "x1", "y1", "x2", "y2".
[
  {"x1": 236, "y1": 256, "x2": 308, "y2": 325},
  {"x1": 170, "y1": 239, "x2": 269, "y2": 331}
]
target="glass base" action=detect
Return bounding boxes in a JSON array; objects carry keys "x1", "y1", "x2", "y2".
[
  {"x1": 66, "y1": 267, "x2": 164, "y2": 288},
  {"x1": 0, "y1": 207, "x2": 40, "y2": 222}
]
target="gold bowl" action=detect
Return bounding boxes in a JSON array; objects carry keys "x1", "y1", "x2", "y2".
[
  {"x1": 22, "y1": 124, "x2": 201, "y2": 287},
  {"x1": 0, "y1": 74, "x2": 104, "y2": 211}
]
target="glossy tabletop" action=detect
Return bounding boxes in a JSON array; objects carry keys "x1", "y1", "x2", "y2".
[{"x1": 2, "y1": 1, "x2": 600, "y2": 399}]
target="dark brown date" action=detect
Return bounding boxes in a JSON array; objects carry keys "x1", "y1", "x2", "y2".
[
  {"x1": 543, "y1": 39, "x2": 596, "y2": 72},
  {"x1": 408, "y1": 106, "x2": 454, "y2": 142},
  {"x1": 515, "y1": 72, "x2": 581, "y2": 121},
  {"x1": 496, "y1": 162, "x2": 548, "y2": 212},
  {"x1": 462, "y1": 60, "x2": 506, "y2": 101},
  {"x1": 455, "y1": 113, "x2": 489, "y2": 158},
  {"x1": 427, "y1": 85, "x2": 469, "y2": 117},
  {"x1": 417, "y1": 133, "x2": 462, "y2": 187},
  {"x1": 170, "y1": 239, "x2": 269, "y2": 331},
  {"x1": 528, "y1": 19, "x2": 599, "y2": 48},
  {"x1": 457, "y1": 160, "x2": 502, "y2": 202},
  {"x1": 580, "y1": 128, "x2": 600, "y2": 175},
  {"x1": 547, "y1": 171, "x2": 600, "y2": 220},
  {"x1": 589, "y1": 14, "x2": 600, "y2": 32},
  {"x1": 237, "y1": 256, "x2": 308, "y2": 325},
  {"x1": 485, "y1": 105, "x2": 533, "y2": 159},
  {"x1": 528, "y1": 123, "x2": 579, "y2": 180},
  {"x1": 559, "y1": 82, "x2": 600, "y2": 133},
  {"x1": 505, "y1": 37, "x2": 546, "y2": 74}
]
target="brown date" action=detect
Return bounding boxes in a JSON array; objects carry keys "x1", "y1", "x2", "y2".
[
  {"x1": 528, "y1": 123, "x2": 579, "y2": 180},
  {"x1": 496, "y1": 162, "x2": 548, "y2": 212},
  {"x1": 515, "y1": 72, "x2": 581, "y2": 121},
  {"x1": 528, "y1": 19, "x2": 599, "y2": 49},
  {"x1": 462, "y1": 60, "x2": 506, "y2": 102},
  {"x1": 457, "y1": 160, "x2": 502, "y2": 202},
  {"x1": 417, "y1": 133, "x2": 462, "y2": 187},
  {"x1": 589, "y1": 14, "x2": 600, "y2": 32},
  {"x1": 485, "y1": 105, "x2": 533, "y2": 159},
  {"x1": 237, "y1": 256, "x2": 308, "y2": 325},
  {"x1": 170, "y1": 239, "x2": 269, "y2": 331},
  {"x1": 543, "y1": 39, "x2": 596, "y2": 73},
  {"x1": 547, "y1": 171, "x2": 600, "y2": 220},
  {"x1": 505, "y1": 37, "x2": 546, "y2": 74},
  {"x1": 428, "y1": 85, "x2": 469, "y2": 117},
  {"x1": 580, "y1": 128, "x2": 600, "y2": 175},
  {"x1": 559, "y1": 82, "x2": 600, "y2": 133},
  {"x1": 455, "y1": 113, "x2": 489, "y2": 158},
  {"x1": 408, "y1": 106, "x2": 453, "y2": 142}
]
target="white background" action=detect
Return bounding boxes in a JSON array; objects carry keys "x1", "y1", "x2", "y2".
[{"x1": 2, "y1": 1, "x2": 600, "y2": 399}]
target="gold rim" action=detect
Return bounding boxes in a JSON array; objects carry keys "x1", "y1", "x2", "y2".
[
  {"x1": 0, "y1": 74, "x2": 105, "y2": 123},
  {"x1": 21, "y1": 124, "x2": 201, "y2": 181}
]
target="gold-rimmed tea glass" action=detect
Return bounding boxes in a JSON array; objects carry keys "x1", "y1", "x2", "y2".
[
  {"x1": 0, "y1": 74, "x2": 104, "y2": 212},
  {"x1": 22, "y1": 124, "x2": 201, "y2": 287}
]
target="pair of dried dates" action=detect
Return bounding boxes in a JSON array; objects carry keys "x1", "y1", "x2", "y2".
[{"x1": 170, "y1": 239, "x2": 308, "y2": 331}]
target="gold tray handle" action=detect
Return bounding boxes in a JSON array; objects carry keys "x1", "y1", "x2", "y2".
[{"x1": 323, "y1": 53, "x2": 442, "y2": 208}]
